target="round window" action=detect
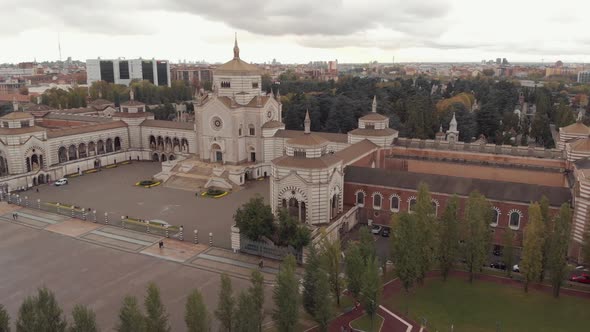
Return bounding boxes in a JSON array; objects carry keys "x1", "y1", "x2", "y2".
[{"x1": 211, "y1": 117, "x2": 223, "y2": 130}]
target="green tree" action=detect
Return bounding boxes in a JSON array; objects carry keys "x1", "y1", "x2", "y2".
[
  {"x1": 521, "y1": 203, "x2": 545, "y2": 292},
  {"x1": 272, "y1": 255, "x2": 299, "y2": 332},
  {"x1": 391, "y1": 213, "x2": 419, "y2": 292},
  {"x1": 502, "y1": 229, "x2": 516, "y2": 278},
  {"x1": 0, "y1": 304, "x2": 9, "y2": 332},
  {"x1": 16, "y1": 287, "x2": 67, "y2": 332},
  {"x1": 214, "y1": 274, "x2": 235, "y2": 332},
  {"x1": 234, "y1": 195, "x2": 275, "y2": 241},
  {"x1": 116, "y1": 296, "x2": 145, "y2": 332},
  {"x1": 144, "y1": 283, "x2": 170, "y2": 332},
  {"x1": 322, "y1": 237, "x2": 343, "y2": 306},
  {"x1": 463, "y1": 191, "x2": 492, "y2": 283},
  {"x1": 555, "y1": 102, "x2": 576, "y2": 128},
  {"x1": 547, "y1": 203, "x2": 572, "y2": 297},
  {"x1": 359, "y1": 226, "x2": 376, "y2": 265},
  {"x1": 185, "y1": 290, "x2": 210, "y2": 332},
  {"x1": 249, "y1": 271, "x2": 265, "y2": 332},
  {"x1": 539, "y1": 195, "x2": 551, "y2": 282},
  {"x1": 234, "y1": 293, "x2": 257, "y2": 332},
  {"x1": 414, "y1": 183, "x2": 437, "y2": 283},
  {"x1": 69, "y1": 305, "x2": 98, "y2": 332},
  {"x1": 438, "y1": 195, "x2": 460, "y2": 280},
  {"x1": 312, "y1": 269, "x2": 333, "y2": 332},
  {"x1": 277, "y1": 209, "x2": 311, "y2": 249},
  {"x1": 361, "y1": 257, "x2": 382, "y2": 331},
  {"x1": 344, "y1": 243, "x2": 364, "y2": 299},
  {"x1": 302, "y1": 245, "x2": 321, "y2": 316}
]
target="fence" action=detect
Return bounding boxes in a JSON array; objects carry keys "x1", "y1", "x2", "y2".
[
  {"x1": 5, "y1": 193, "x2": 183, "y2": 240},
  {"x1": 240, "y1": 235, "x2": 302, "y2": 263}
]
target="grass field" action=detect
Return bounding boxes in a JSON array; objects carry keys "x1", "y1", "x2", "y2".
[{"x1": 384, "y1": 277, "x2": 590, "y2": 332}]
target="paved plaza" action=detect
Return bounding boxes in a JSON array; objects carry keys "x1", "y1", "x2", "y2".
[
  {"x1": 22, "y1": 161, "x2": 269, "y2": 249},
  {"x1": 0, "y1": 207, "x2": 276, "y2": 331}
]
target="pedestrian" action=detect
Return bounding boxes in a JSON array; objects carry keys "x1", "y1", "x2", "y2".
[
  {"x1": 14, "y1": 212, "x2": 18, "y2": 220},
  {"x1": 159, "y1": 241, "x2": 164, "y2": 249},
  {"x1": 259, "y1": 260, "x2": 264, "y2": 269},
  {"x1": 12, "y1": 213, "x2": 15, "y2": 220},
  {"x1": 36, "y1": 188, "x2": 39, "y2": 193}
]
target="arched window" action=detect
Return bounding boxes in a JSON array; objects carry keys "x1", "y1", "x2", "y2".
[
  {"x1": 408, "y1": 197, "x2": 417, "y2": 212},
  {"x1": 78, "y1": 143, "x2": 87, "y2": 158},
  {"x1": 390, "y1": 195, "x2": 400, "y2": 212},
  {"x1": 114, "y1": 137, "x2": 121, "y2": 151},
  {"x1": 58, "y1": 147, "x2": 67, "y2": 163},
  {"x1": 509, "y1": 210, "x2": 521, "y2": 229},
  {"x1": 431, "y1": 200, "x2": 439, "y2": 216},
  {"x1": 88, "y1": 141, "x2": 96, "y2": 156},
  {"x1": 373, "y1": 193, "x2": 382, "y2": 210},
  {"x1": 356, "y1": 191, "x2": 365, "y2": 207},
  {"x1": 491, "y1": 208, "x2": 500, "y2": 227},
  {"x1": 68, "y1": 145, "x2": 77, "y2": 161},
  {"x1": 106, "y1": 138, "x2": 114, "y2": 153},
  {"x1": 248, "y1": 124, "x2": 255, "y2": 136},
  {"x1": 97, "y1": 140, "x2": 105, "y2": 154}
]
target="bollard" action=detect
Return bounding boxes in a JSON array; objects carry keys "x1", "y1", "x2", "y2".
[
  {"x1": 194, "y1": 229, "x2": 198, "y2": 244},
  {"x1": 71, "y1": 206, "x2": 74, "y2": 218},
  {"x1": 82, "y1": 209, "x2": 86, "y2": 221},
  {"x1": 147, "y1": 223, "x2": 150, "y2": 233},
  {"x1": 24, "y1": 196, "x2": 28, "y2": 208},
  {"x1": 121, "y1": 216, "x2": 126, "y2": 229},
  {"x1": 104, "y1": 212, "x2": 108, "y2": 224},
  {"x1": 179, "y1": 226, "x2": 184, "y2": 241},
  {"x1": 93, "y1": 210, "x2": 97, "y2": 223},
  {"x1": 37, "y1": 199, "x2": 41, "y2": 209},
  {"x1": 165, "y1": 226, "x2": 169, "y2": 238},
  {"x1": 209, "y1": 232, "x2": 213, "y2": 246}
]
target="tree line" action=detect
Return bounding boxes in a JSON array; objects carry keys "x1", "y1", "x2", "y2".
[{"x1": 389, "y1": 183, "x2": 572, "y2": 297}]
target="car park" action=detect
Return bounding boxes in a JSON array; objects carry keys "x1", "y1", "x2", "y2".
[{"x1": 54, "y1": 178, "x2": 68, "y2": 186}]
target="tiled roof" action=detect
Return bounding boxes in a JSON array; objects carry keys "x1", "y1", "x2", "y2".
[
  {"x1": 140, "y1": 119, "x2": 194, "y2": 130},
  {"x1": 287, "y1": 134, "x2": 329, "y2": 147},
  {"x1": 360, "y1": 113, "x2": 389, "y2": 121},
  {"x1": 216, "y1": 95, "x2": 270, "y2": 109},
  {"x1": 349, "y1": 128, "x2": 398, "y2": 137},
  {"x1": 560, "y1": 122, "x2": 590, "y2": 135},
  {"x1": 344, "y1": 166, "x2": 571, "y2": 207},
  {"x1": 0, "y1": 126, "x2": 44, "y2": 135},
  {"x1": 0, "y1": 93, "x2": 31, "y2": 102},
  {"x1": 89, "y1": 98, "x2": 113, "y2": 106},
  {"x1": 215, "y1": 58, "x2": 260, "y2": 74},
  {"x1": 26, "y1": 104, "x2": 54, "y2": 112},
  {"x1": 113, "y1": 112, "x2": 154, "y2": 118},
  {"x1": 274, "y1": 129, "x2": 348, "y2": 143},
  {"x1": 121, "y1": 100, "x2": 145, "y2": 107},
  {"x1": 46, "y1": 121, "x2": 128, "y2": 138},
  {"x1": 272, "y1": 154, "x2": 341, "y2": 169},
  {"x1": 0, "y1": 112, "x2": 34, "y2": 120},
  {"x1": 262, "y1": 120, "x2": 285, "y2": 129},
  {"x1": 334, "y1": 139, "x2": 378, "y2": 165},
  {"x1": 57, "y1": 107, "x2": 98, "y2": 114},
  {"x1": 43, "y1": 113, "x2": 110, "y2": 123},
  {"x1": 569, "y1": 138, "x2": 590, "y2": 152}
]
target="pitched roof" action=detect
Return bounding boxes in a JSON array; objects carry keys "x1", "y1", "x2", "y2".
[
  {"x1": 0, "y1": 112, "x2": 34, "y2": 120},
  {"x1": 46, "y1": 121, "x2": 128, "y2": 138},
  {"x1": 26, "y1": 104, "x2": 54, "y2": 112},
  {"x1": 272, "y1": 154, "x2": 341, "y2": 169},
  {"x1": 89, "y1": 98, "x2": 113, "y2": 106},
  {"x1": 43, "y1": 113, "x2": 111, "y2": 123},
  {"x1": 120, "y1": 100, "x2": 145, "y2": 107},
  {"x1": 560, "y1": 122, "x2": 590, "y2": 135},
  {"x1": 574, "y1": 157, "x2": 590, "y2": 170},
  {"x1": 349, "y1": 127, "x2": 398, "y2": 137},
  {"x1": 334, "y1": 139, "x2": 378, "y2": 165},
  {"x1": 214, "y1": 58, "x2": 260, "y2": 74},
  {"x1": 262, "y1": 120, "x2": 285, "y2": 129},
  {"x1": 287, "y1": 133, "x2": 329, "y2": 147},
  {"x1": 344, "y1": 166, "x2": 571, "y2": 207},
  {"x1": 360, "y1": 113, "x2": 389, "y2": 121},
  {"x1": 569, "y1": 138, "x2": 590, "y2": 152},
  {"x1": 274, "y1": 129, "x2": 348, "y2": 143},
  {"x1": 112, "y1": 112, "x2": 154, "y2": 118},
  {"x1": 140, "y1": 119, "x2": 194, "y2": 130},
  {"x1": 0, "y1": 126, "x2": 44, "y2": 135}
]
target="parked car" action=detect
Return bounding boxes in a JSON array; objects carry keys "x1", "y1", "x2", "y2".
[
  {"x1": 512, "y1": 264, "x2": 520, "y2": 273},
  {"x1": 570, "y1": 274, "x2": 590, "y2": 284},
  {"x1": 493, "y1": 248, "x2": 502, "y2": 256},
  {"x1": 490, "y1": 262, "x2": 507, "y2": 270},
  {"x1": 54, "y1": 178, "x2": 68, "y2": 186},
  {"x1": 371, "y1": 225, "x2": 382, "y2": 234},
  {"x1": 381, "y1": 227, "x2": 390, "y2": 237}
]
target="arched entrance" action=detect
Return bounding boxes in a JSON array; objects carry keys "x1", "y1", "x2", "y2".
[
  {"x1": 149, "y1": 135, "x2": 156, "y2": 149},
  {"x1": 114, "y1": 137, "x2": 121, "y2": 151},
  {"x1": 33, "y1": 177, "x2": 37, "y2": 186},
  {"x1": 58, "y1": 147, "x2": 67, "y2": 163},
  {"x1": 169, "y1": 155, "x2": 175, "y2": 161},
  {"x1": 97, "y1": 140, "x2": 105, "y2": 155},
  {"x1": 161, "y1": 154, "x2": 167, "y2": 162},
  {"x1": 0, "y1": 155, "x2": 8, "y2": 176},
  {"x1": 78, "y1": 143, "x2": 87, "y2": 158},
  {"x1": 45, "y1": 174, "x2": 50, "y2": 183},
  {"x1": 152, "y1": 153, "x2": 160, "y2": 161},
  {"x1": 38, "y1": 174, "x2": 45, "y2": 184},
  {"x1": 106, "y1": 138, "x2": 114, "y2": 153},
  {"x1": 248, "y1": 146, "x2": 256, "y2": 162},
  {"x1": 211, "y1": 143, "x2": 222, "y2": 163},
  {"x1": 68, "y1": 145, "x2": 77, "y2": 160}
]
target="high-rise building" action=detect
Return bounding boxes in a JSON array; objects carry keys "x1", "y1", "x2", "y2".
[
  {"x1": 578, "y1": 71, "x2": 590, "y2": 84},
  {"x1": 86, "y1": 58, "x2": 171, "y2": 87}
]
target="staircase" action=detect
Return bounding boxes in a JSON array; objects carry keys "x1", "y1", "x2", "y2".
[{"x1": 161, "y1": 157, "x2": 242, "y2": 192}]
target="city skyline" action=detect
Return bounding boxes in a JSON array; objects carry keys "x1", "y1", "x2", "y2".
[{"x1": 0, "y1": 0, "x2": 589, "y2": 64}]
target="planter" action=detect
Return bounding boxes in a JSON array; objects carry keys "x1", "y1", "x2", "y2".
[
  {"x1": 198, "y1": 189, "x2": 229, "y2": 198},
  {"x1": 135, "y1": 180, "x2": 161, "y2": 188}
]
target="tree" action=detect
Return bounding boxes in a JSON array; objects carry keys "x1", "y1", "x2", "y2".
[
  {"x1": 322, "y1": 237, "x2": 343, "y2": 306},
  {"x1": 116, "y1": 296, "x2": 145, "y2": 332},
  {"x1": 312, "y1": 269, "x2": 333, "y2": 332},
  {"x1": 215, "y1": 274, "x2": 235, "y2": 332},
  {"x1": 69, "y1": 305, "x2": 98, "y2": 332},
  {"x1": 358, "y1": 226, "x2": 376, "y2": 265},
  {"x1": 272, "y1": 255, "x2": 299, "y2": 332},
  {"x1": 249, "y1": 271, "x2": 265, "y2": 332},
  {"x1": 144, "y1": 283, "x2": 170, "y2": 332},
  {"x1": 547, "y1": 203, "x2": 572, "y2": 297},
  {"x1": 16, "y1": 287, "x2": 67, "y2": 332},
  {"x1": 277, "y1": 209, "x2": 311, "y2": 249},
  {"x1": 361, "y1": 257, "x2": 382, "y2": 331},
  {"x1": 344, "y1": 243, "x2": 364, "y2": 299},
  {"x1": 463, "y1": 191, "x2": 492, "y2": 283},
  {"x1": 438, "y1": 195, "x2": 460, "y2": 280},
  {"x1": 539, "y1": 195, "x2": 551, "y2": 282},
  {"x1": 521, "y1": 203, "x2": 545, "y2": 292},
  {"x1": 502, "y1": 228, "x2": 516, "y2": 278},
  {"x1": 185, "y1": 289, "x2": 210, "y2": 332},
  {"x1": 302, "y1": 245, "x2": 321, "y2": 315},
  {"x1": 414, "y1": 183, "x2": 437, "y2": 284},
  {"x1": 0, "y1": 304, "x2": 9, "y2": 332},
  {"x1": 234, "y1": 195, "x2": 275, "y2": 241},
  {"x1": 234, "y1": 293, "x2": 257, "y2": 332},
  {"x1": 391, "y1": 213, "x2": 419, "y2": 292}
]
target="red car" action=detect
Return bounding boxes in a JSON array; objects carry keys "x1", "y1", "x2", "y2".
[{"x1": 570, "y1": 274, "x2": 590, "y2": 284}]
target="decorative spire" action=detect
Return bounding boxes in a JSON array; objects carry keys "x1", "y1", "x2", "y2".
[
  {"x1": 233, "y1": 33, "x2": 240, "y2": 59},
  {"x1": 449, "y1": 112, "x2": 458, "y2": 133},
  {"x1": 130, "y1": 89, "x2": 134, "y2": 101},
  {"x1": 372, "y1": 95, "x2": 377, "y2": 113},
  {"x1": 12, "y1": 97, "x2": 18, "y2": 112},
  {"x1": 276, "y1": 88, "x2": 281, "y2": 102},
  {"x1": 304, "y1": 109, "x2": 311, "y2": 134}
]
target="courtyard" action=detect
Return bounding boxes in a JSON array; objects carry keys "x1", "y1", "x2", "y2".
[{"x1": 22, "y1": 161, "x2": 269, "y2": 249}]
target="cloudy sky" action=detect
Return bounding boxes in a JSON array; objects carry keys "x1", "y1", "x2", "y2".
[{"x1": 0, "y1": 0, "x2": 588, "y2": 64}]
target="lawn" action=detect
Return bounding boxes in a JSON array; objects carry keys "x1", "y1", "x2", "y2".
[
  {"x1": 350, "y1": 314, "x2": 384, "y2": 332},
  {"x1": 384, "y1": 277, "x2": 590, "y2": 332}
]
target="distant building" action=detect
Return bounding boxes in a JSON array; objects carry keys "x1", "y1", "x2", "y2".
[
  {"x1": 86, "y1": 58, "x2": 171, "y2": 87},
  {"x1": 170, "y1": 65, "x2": 213, "y2": 87},
  {"x1": 578, "y1": 71, "x2": 590, "y2": 84}
]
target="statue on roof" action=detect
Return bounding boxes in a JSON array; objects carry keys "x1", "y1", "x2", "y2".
[{"x1": 372, "y1": 95, "x2": 377, "y2": 113}]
